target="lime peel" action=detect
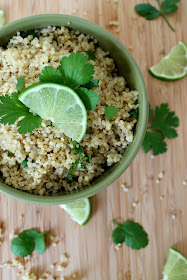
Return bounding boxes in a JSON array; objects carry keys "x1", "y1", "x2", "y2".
[
  {"x1": 60, "y1": 198, "x2": 91, "y2": 225},
  {"x1": 149, "y1": 41, "x2": 187, "y2": 81},
  {"x1": 162, "y1": 248, "x2": 187, "y2": 280},
  {"x1": 18, "y1": 82, "x2": 87, "y2": 142}
]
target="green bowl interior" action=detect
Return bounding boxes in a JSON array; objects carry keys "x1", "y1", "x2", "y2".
[{"x1": 0, "y1": 14, "x2": 148, "y2": 204}]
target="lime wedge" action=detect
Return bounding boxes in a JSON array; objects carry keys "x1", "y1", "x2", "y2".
[
  {"x1": 162, "y1": 248, "x2": 187, "y2": 280},
  {"x1": 60, "y1": 198, "x2": 91, "y2": 225},
  {"x1": 19, "y1": 83, "x2": 87, "y2": 142},
  {"x1": 0, "y1": 10, "x2": 5, "y2": 28},
  {"x1": 149, "y1": 41, "x2": 187, "y2": 81}
]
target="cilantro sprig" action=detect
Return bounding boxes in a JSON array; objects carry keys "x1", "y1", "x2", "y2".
[
  {"x1": 16, "y1": 76, "x2": 25, "y2": 92},
  {"x1": 135, "y1": 0, "x2": 180, "y2": 32},
  {"x1": 142, "y1": 103, "x2": 179, "y2": 155},
  {"x1": 67, "y1": 141, "x2": 92, "y2": 181},
  {"x1": 112, "y1": 220, "x2": 149, "y2": 250},
  {"x1": 11, "y1": 229, "x2": 49, "y2": 257},
  {"x1": 39, "y1": 52, "x2": 100, "y2": 112},
  {"x1": 0, "y1": 91, "x2": 42, "y2": 134},
  {"x1": 0, "y1": 52, "x2": 100, "y2": 135}
]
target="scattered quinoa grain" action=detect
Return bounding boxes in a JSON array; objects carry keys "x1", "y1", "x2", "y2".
[
  {"x1": 155, "y1": 179, "x2": 160, "y2": 184},
  {"x1": 50, "y1": 264, "x2": 55, "y2": 269},
  {"x1": 132, "y1": 202, "x2": 137, "y2": 207},
  {"x1": 57, "y1": 264, "x2": 65, "y2": 272},
  {"x1": 109, "y1": 21, "x2": 120, "y2": 26},
  {"x1": 150, "y1": 155, "x2": 155, "y2": 159},
  {"x1": 60, "y1": 254, "x2": 68, "y2": 262},
  {"x1": 182, "y1": 180, "x2": 187, "y2": 186},
  {"x1": 172, "y1": 214, "x2": 176, "y2": 220},
  {"x1": 116, "y1": 26, "x2": 120, "y2": 33},
  {"x1": 158, "y1": 172, "x2": 164, "y2": 179},
  {"x1": 49, "y1": 234, "x2": 55, "y2": 240}
]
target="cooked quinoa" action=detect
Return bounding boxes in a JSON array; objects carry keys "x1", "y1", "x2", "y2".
[{"x1": 0, "y1": 26, "x2": 138, "y2": 195}]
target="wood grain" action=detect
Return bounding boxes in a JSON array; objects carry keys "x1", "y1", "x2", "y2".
[{"x1": 0, "y1": 0, "x2": 187, "y2": 279}]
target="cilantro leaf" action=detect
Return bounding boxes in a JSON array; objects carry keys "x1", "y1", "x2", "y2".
[
  {"x1": 105, "y1": 105, "x2": 118, "y2": 120},
  {"x1": 135, "y1": 4, "x2": 161, "y2": 20},
  {"x1": 11, "y1": 229, "x2": 48, "y2": 257},
  {"x1": 142, "y1": 131, "x2": 167, "y2": 155},
  {"x1": 112, "y1": 226, "x2": 126, "y2": 244},
  {"x1": 27, "y1": 30, "x2": 39, "y2": 38},
  {"x1": 83, "y1": 80, "x2": 100, "y2": 89},
  {"x1": 161, "y1": 0, "x2": 180, "y2": 13},
  {"x1": 81, "y1": 164, "x2": 86, "y2": 169},
  {"x1": 8, "y1": 152, "x2": 15, "y2": 157},
  {"x1": 72, "y1": 141, "x2": 84, "y2": 159},
  {"x1": 112, "y1": 221, "x2": 149, "y2": 250},
  {"x1": 85, "y1": 51, "x2": 96, "y2": 61},
  {"x1": 76, "y1": 88, "x2": 99, "y2": 111},
  {"x1": 86, "y1": 152, "x2": 91, "y2": 163},
  {"x1": 16, "y1": 77, "x2": 25, "y2": 92},
  {"x1": 34, "y1": 234, "x2": 46, "y2": 254},
  {"x1": 53, "y1": 36, "x2": 58, "y2": 41},
  {"x1": 20, "y1": 30, "x2": 39, "y2": 38},
  {"x1": 59, "y1": 52, "x2": 94, "y2": 89},
  {"x1": 112, "y1": 124, "x2": 116, "y2": 129},
  {"x1": 148, "y1": 103, "x2": 179, "y2": 139},
  {"x1": 0, "y1": 92, "x2": 42, "y2": 134},
  {"x1": 17, "y1": 114, "x2": 42, "y2": 134},
  {"x1": 39, "y1": 66, "x2": 63, "y2": 83},
  {"x1": 21, "y1": 159, "x2": 28, "y2": 168},
  {"x1": 67, "y1": 160, "x2": 80, "y2": 181},
  {"x1": 135, "y1": 0, "x2": 180, "y2": 32},
  {"x1": 142, "y1": 103, "x2": 179, "y2": 155},
  {"x1": 129, "y1": 108, "x2": 139, "y2": 120}
]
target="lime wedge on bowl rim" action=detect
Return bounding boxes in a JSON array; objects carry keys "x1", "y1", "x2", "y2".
[
  {"x1": 149, "y1": 41, "x2": 187, "y2": 81},
  {"x1": 19, "y1": 82, "x2": 87, "y2": 142},
  {"x1": 162, "y1": 248, "x2": 187, "y2": 280},
  {"x1": 60, "y1": 198, "x2": 91, "y2": 225}
]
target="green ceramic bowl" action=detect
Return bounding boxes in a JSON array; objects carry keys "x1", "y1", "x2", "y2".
[{"x1": 0, "y1": 14, "x2": 148, "y2": 204}]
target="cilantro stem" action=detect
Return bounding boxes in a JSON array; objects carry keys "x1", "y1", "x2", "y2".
[
  {"x1": 157, "y1": 0, "x2": 161, "y2": 9},
  {"x1": 157, "y1": 0, "x2": 175, "y2": 32},
  {"x1": 112, "y1": 220, "x2": 119, "y2": 227},
  {"x1": 160, "y1": 12, "x2": 175, "y2": 32}
]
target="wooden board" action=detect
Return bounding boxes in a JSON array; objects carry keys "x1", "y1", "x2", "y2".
[{"x1": 0, "y1": 0, "x2": 186, "y2": 279}]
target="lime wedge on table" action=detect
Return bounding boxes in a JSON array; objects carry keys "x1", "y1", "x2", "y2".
[
  {"x1": 60, "y1": 198, "x2": 91, "y2": 225},
  {"x1": 149, "y1": 41, "x2": 187, "y2": 81},
  {"x1": 162, "y1": 248, "x2": 187, "y2": 280},
  {"x1": 0, "y1": 10, "x2": 5, "y2": 28},
  {"x1": 19, "y1": 83, "x2": 87, "y2": 142}
]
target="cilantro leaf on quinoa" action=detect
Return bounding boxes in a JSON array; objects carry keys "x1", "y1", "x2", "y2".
[
  {"x1": 105, "y1": 105, "x2": 118, "y2": 120},
  {"x1": 59, "y1": 52, "x2": 95, "y2": 89}
]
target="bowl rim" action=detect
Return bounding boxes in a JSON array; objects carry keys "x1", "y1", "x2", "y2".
[{"x1": 0, "y1": 14, "x2": 148, "y2": 204}]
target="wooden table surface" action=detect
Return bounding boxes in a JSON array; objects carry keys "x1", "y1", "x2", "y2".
[{"x1": 0, "y1": 0, "x2": 186, "y2": 279}]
